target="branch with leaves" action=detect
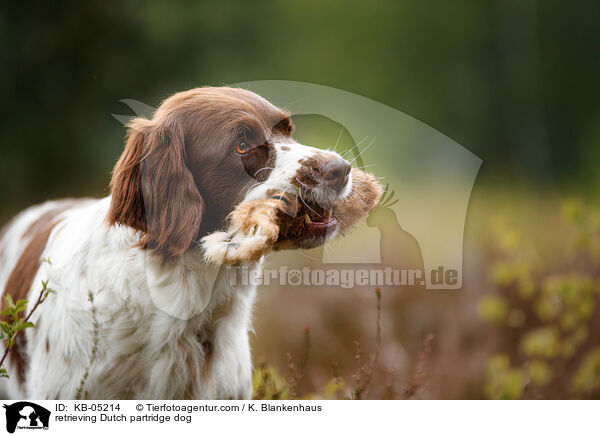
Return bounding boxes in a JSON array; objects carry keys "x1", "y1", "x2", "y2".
[{"x1": 0, "y1": 279, "x2": 55, "y2": 378}]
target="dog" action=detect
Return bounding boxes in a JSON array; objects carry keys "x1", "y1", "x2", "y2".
[{"x1": 0, "y1": 87, "x2": 381, "y2": 399}]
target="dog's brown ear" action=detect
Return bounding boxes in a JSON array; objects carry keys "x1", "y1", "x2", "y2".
[
  {"x1": 107, "y1": 117, "x2": 204, "y2": 256},
  {"x1": 107, "y1": 118, "x2": 148, "y2": 233}
]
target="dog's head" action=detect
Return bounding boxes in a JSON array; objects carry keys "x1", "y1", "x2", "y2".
[{"x1": 107, "y1": 86, "x2": 381, "y2": 256}]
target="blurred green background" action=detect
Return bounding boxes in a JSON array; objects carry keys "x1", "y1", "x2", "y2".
[
  {"x1": 2, "y1": 0, "x2": 600, "y2": 399},
  {"x1": 1, "y1": 0, "x2": 599, "y2": 213}
]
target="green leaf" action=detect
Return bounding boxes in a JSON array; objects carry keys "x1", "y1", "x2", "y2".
[
  {"x1": 14, "y1": 322, "x2": 34, "y2": 332},
  {"x1": 0, "y1": 322, "x2": 11, "y2": 336},
  {"x1": 14, "y1": 300, "x2": 27, "y2": 313},
  {"x1": 3, "y1": 294, "x2": 14, "y2": 310}
]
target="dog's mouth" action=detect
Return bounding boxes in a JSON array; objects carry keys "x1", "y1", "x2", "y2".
[
  {"x1": 300, "y1": 203, "x2": 338, "y2": 238},
  {"x1": 276, "y1": 199, "x2": 339, "y2": 249},
  {"x1": 269, "y1": 169, "x2": 382, "y2": 251}
]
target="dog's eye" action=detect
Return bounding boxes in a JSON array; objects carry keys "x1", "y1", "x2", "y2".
[{"x1": 235, "y1": 142, "x2": 250, "y2": 155}]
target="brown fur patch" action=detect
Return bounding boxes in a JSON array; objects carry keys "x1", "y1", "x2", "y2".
[
  {"x1": 273, "y1": 117, "x2": 294, "y2": 136},
  {"x1": 1, "y1": 201, "x2": 81, "y2": 386},
  {"x1": 292, "y1": 154, "x2": 330, "y2": 189},
  {"x1": 280, "y1": 145, "x2": 290, "y2": 151}
]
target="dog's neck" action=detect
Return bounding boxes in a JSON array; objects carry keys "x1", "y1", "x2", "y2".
[{"x1": 144, "y1": 247, "x2": 261, "y2": 322}]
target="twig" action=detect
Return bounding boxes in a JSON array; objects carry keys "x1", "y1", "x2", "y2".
[{"x1": 0, "y1": 283, "x2": 53, "y2": 371}]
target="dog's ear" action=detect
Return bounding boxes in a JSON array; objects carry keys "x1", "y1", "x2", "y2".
[
  {"x1": 107, "y1": 117, "x2": 205, "y2": 256},
  {"x1": 107, "y1": 118, "x2": 148, "y2": 233}
]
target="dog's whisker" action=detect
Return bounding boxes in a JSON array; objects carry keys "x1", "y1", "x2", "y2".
[
  {"x1": 332, "y1": 127, "x2": 344, "y2": 153},
  {"x1": 352, "y1": 180, "x2": 372, "y2": 187},
  {"x1": 354, "y1": 192, "x2": 369, "y2": 202},
  {"x1": 324, "y1": 243, "x2": 336, "y2": 256},
  {"x1": 349, "y1": 189, "x2": 369, "y2": 202},
  {"x1": 248, "y1": 181, "x2": 266, "y2": 191},
  {"x1": 353, "y1": 163, "x2": 377, "y2": 170},
  {"x1": 277, "y1": 186, "x2": 290, "y2": 201},
  {"x1": 295, "y1": 177, "x2": 310, "y2": 189},
  {"x1": 349, "y1": 136, "x2": 376, "y2": 164},
  {"x1": 298, "y1": 188, "x2": 321, "y2": 217},
  {"x1": 299, "y1": 250, "x2": 322, "y2": 262},
  {"x1": 254, "y1": 167, "x2": 275, "y2": 177},
  {"x1": 353, "y1": 182, "x2": 380, "y2": 194},
  {"x1": 341, "y1": 136, "x2": 369, "y2": 159}
]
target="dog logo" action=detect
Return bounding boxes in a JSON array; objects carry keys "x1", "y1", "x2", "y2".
[{"x1": 2, "y1": 402, "x2": 50, "y2": 433}]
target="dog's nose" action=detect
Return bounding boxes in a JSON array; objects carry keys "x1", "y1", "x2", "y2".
[{"x1": 320, "y1": 157, "x2": 351, "y2": 192}]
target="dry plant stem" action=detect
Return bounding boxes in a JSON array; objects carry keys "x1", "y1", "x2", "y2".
[
  {"x1": 404, "y1": 333, "x2": 435, "y2": 399},
  {"x1": 299, "y1": 326, "x2": 311, "y2": 379},
  {"x1": 374, "y1": 288, "x2": 382, "y2": 365},
  {"x1": 0, "y1": 288, "x2": 48, "y2": 370},
  {"x1": 286, "y1": 326, "x2": 312, "y2": 399},
  {"x1": 75, "y1": 291, "x2": 100, "y2": 400},
  {"x1": 351, "y1": 341, "x2": 366, "y2": 399},
  {"x1": 286, "y1": 352, "x2": 299, "y2": 399},
  {"x1": 351, "y1": 288, "x2": 383, "y2": 399}
]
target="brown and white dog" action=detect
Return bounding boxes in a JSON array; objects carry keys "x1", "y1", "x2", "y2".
[{"x1": 0, "y1": 87, "x2": 381, "y2": 399}]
